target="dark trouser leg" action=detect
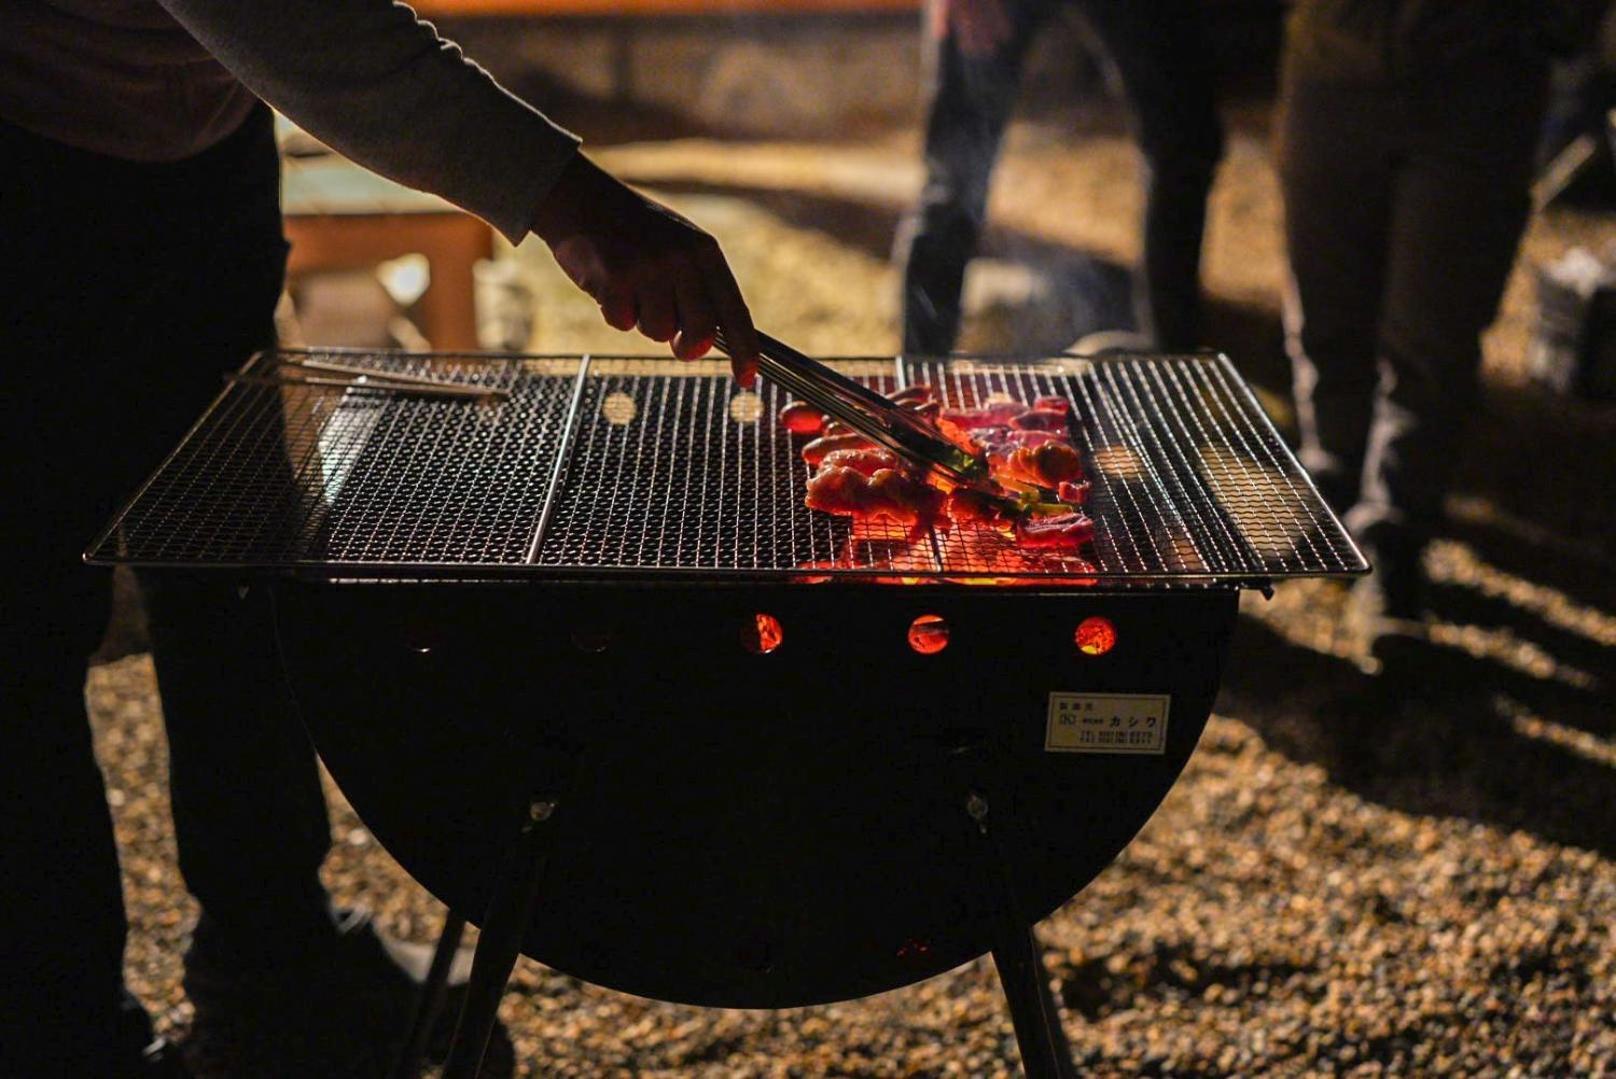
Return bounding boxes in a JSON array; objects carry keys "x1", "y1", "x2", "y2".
[
  {"x1": 1351, "y1": 69, "x2": 1548, "y2": 550},
  {"x1": 896, "y1": 0, "x2": 1049, "y2": 355},
  {"x1": 127, "y1": 110, "x2": 337, "y2": 953},
  {"x1": 0, "y1": 549, "x2": 141, "y2": 1074},
  {"x1": 1080, "y1": 0, "x2": 1223, "y2": 350},
  {"x1": 0, "y1": 119, "x2": 163, "y2": 1073},
  {"x1": 146, "y1": 578, "x2": 335, "y2": 948},
  {"x1": 1276, "y1": 74, "x2": 1395, "y2": 516}
]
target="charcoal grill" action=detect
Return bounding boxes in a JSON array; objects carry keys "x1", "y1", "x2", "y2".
[{"x1": 88, "y1": 347, "x2": 1364, "y2": 1077}]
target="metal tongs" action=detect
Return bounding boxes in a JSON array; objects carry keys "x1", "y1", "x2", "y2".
[
  {"x1": 717, "y1": 330, "x2": 1027, "y2": 506},
  {"x1": 227, "y1": 356, "x2": 508, "y2": 400},
  {"x1": 719, "y1": 330, "x2": 987, "y2": 484}
]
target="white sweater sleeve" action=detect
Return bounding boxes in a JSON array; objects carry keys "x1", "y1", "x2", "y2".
[{"x1": 159, "y1": 0, "x2": 579, "y2": 242}]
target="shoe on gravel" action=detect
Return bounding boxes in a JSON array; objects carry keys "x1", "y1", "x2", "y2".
[{"x1": 182, "y1": 906, "x2": 513, "y2": 1078}]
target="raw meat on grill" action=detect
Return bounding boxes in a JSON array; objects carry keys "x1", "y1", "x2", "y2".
[
  {"x1": 779, "y1": 400, "x2": 826, "y2": 435},
  {"x1": 787, "y1": 381, "x2": 1093, "y2": 556},
  {"x1": 939, "y1": 402, "x2": 1029, "y2": 429},
  {"x1": 820, "y1": 447, "x2": 902, "y2": 476},
  {"x1": 1013, "y1": 512, "x2": 1095, "y2": 551},
  {"x1": 1057, "y1": 480, "x2": 1091, "y2": 505},
  {"x1": 805, "y1": 466, "x2": 947, "y2": 538},
  {"x1": 1009, "y1": 409, "x2": 1069, "y2": 431},
  {"x1": 991, "y1": 440, "x2": 1084, "y2": 489},
  {"x1": 802, "y1": 432, "x2": 879, "y2": 468}
]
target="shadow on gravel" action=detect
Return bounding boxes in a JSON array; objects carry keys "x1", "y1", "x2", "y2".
[
  {"x1": 1057, "y1": 938, "x2": 1311, "y2": 1022},
  {"x1": 1221, "y1": 617, "x2": 1616, "y2": 859}
]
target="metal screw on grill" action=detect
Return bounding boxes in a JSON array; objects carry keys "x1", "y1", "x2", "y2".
[{"x1": 965, "y1": 791, "x2": 990, "y2": 835}]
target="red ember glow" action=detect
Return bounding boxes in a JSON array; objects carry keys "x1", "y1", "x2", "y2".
[
  {"x1": 907, "y1": 614, "x2": 950, "y2": 654},
  {"x1": 743, "y1": 612, "x2": 784, "y2": 654},
  {"x1": 1074, "y1": 616, "x2": 1117, "y2": 656}
]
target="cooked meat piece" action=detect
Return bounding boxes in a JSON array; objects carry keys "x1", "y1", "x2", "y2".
[
  {"x1": 805, "y1": 466, "x2": 946, "y2": 537},
  {"x1": 1057, "y1": 479, "x2": 1091, "y2": 506},
  {"x1": 989, "y1": 440, "x2": 1084, "y2": 489},
  {"x1": 1010, "y1": 409, "x2": 1069, "y2": 432},
  {"x1": 940, "y1": 403, "x2": 1028, "y2": 431},
  {"x1": 983, "y1": 428, "x2": 1060, "y2": 449},
  {"x1": 819, "y1": 447, "x2": 901, "y2": 476},
  {"x1": 797, "y1": 384, "x2": 1092, "y2": 556},
  {"x1": 1013, "y1": 511, "x2": 1094, "y2": 550},
  {"x1": 779, "y1": 401, "x2": 826, "y2": 436},
  {"x1": 802, "y1": 432, "x2": 878, "y2": 467}
]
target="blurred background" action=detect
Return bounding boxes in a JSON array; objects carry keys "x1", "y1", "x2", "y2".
[{"x1": 95, "y1": 1, "x2": 1615, "y2": 1073}]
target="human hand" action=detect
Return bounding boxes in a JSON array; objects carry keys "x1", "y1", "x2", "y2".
[
  {"x1": 939, "y1": 0, "x2": 1014, "y2": 58},
  {"x1": 531, "y1": 154, "x2": 760, "y2": 386}
]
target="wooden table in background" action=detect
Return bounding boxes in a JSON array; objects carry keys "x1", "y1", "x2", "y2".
[{"x1": 281, "y1": 154, "x2": 495, "y2": 350}]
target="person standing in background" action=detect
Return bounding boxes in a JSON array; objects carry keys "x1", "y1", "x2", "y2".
[
  {"x1": 1, "y1": 1, "x2": 757, "y2": 1074},
  {"x1": 895, "y1": 0, "x2": 1224, "y2": 355},
  {"x1": 1278, "y1": 0, "x2": 1603, "y2": 668}
]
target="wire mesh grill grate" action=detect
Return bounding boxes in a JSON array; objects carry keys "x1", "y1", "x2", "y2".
[
  {"x1": 87, "y1": 348, "x2": 1365, "y2": 583},
  {"x1": 903, "y1": 355, "x2": 1365, "y2": 581},
  {"x1": 534, "y1": 359, "x2": 934, "y2": 575}
]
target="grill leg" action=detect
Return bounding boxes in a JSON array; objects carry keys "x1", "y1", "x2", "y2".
[
  {"x1": 391, "y1": 909, "x2": 467, "y2": 1079},
  {"x1": 441, "y1": 796, "x2": 562, "y2": 1079},
  {"x1": 991, "y1": 925, "x2": 1077, "y2": 1079},
  {"x1": 960, "y1": 786, "x2": 1077, "y2": 1079}
]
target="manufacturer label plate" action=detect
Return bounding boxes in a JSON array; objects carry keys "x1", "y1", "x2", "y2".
[{"x1": 1045, "y1": 693, "x2": 1171, "y2": 755}]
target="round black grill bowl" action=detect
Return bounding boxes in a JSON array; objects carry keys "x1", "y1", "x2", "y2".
[{"x1": 275, "y1": 580, "x2": 1234, "y2": 1008}]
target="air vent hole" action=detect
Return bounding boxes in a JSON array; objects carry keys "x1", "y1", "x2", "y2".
[
  {"x1": 742, "y1": 613, "x2": 783, "y2": 654},
  {"x1": 907, "y1": 614, "x2": 950, "y2": 654}
]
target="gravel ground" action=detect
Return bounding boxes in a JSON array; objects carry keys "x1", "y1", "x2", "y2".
[{"x1": 90, "y1": 112, "x2": 1615, "y2": 1076}]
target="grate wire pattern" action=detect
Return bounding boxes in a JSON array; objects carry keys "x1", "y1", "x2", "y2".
[
  {"x1": 903, "y1": 355, "x2": 1364, "y2": 581},
  {"x1": 87, "y1": 349, "x2": 1365, "y2": 582}
]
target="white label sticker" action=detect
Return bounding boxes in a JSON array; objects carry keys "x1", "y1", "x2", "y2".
[{"x1": 1045, "y1": 693, "x2": 1171, "y2": 755}]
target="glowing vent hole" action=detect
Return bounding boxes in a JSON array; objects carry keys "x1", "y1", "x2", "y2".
[
  {"x1": 742, "y1": 613, "x2": 783, "y2": 654},
  {"x1": 1075, "y1": 616, "x2": 1117, "y2": 656},
  {"x1": 907, "y1": 614, "x2": 950, "y2": 654}
]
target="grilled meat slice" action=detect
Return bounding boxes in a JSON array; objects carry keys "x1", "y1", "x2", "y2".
[
  {"x1": 805, "y1": 466, "x2": 946, "y2": 538},
  {"x1": 779, "y1": 400, "x2": 826, "y2": 435},
  {"x1": 819, "y1": 447, "x2": 902, "y2": 476},
  {"x1": 802, "y1": 432, "x2": 879, "y2": 468},
  {"x1": 1013, "y1": 511, "x2": 1095, "y2": 550}
]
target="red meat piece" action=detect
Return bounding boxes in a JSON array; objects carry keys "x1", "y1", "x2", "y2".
[
  {"x1": 805, "y1": 466, "x2": 946, "y2": 538},
  {"x1": 802, "y1": 432, "x2": 879, "y2": 468},
  {"x1": 1014, "y1": 512, "x2": 1094, "y2": 550}
]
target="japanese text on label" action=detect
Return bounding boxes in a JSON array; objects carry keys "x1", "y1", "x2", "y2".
[{"x1": 1045, "y1": 693, "x2": 1170, "y2": 755}]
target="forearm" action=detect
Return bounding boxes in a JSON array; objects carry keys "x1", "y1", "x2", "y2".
[{"x1": 158, "y1": 0, "x2": 578, "y2": 242}]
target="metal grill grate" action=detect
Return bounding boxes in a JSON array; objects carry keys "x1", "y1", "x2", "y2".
[
  {"x1": 535, "y1": 359, "x2": 933, "y2": 575},
  {"x1": 904, "y1": 356, "x2": 1365, "y2": 581},
  {"x1": 87, "y1": 348, "x2": 1365, "y2": 584}
]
